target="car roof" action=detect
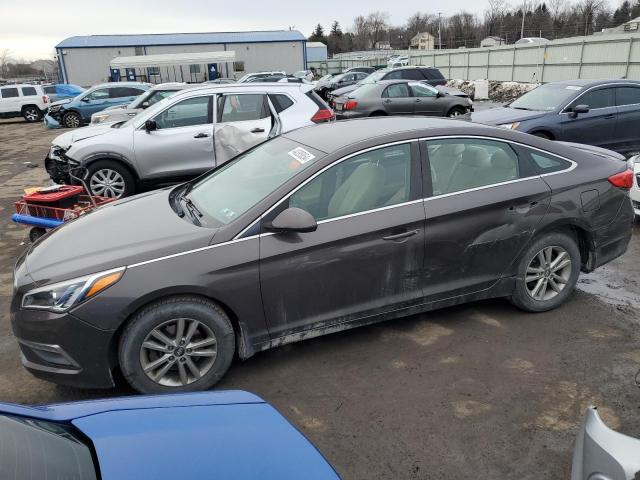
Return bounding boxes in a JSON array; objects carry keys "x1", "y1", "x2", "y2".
[
  {"x1": 284, "y1": 117, "x2": 493, "y2": 153},
  {"x1": 149, "y1": 82, "x2": 188, "y2": 91},
  {"x1": 170, "y1": 82, "x2": 313, "y2": 99},
  {"x1": 544, "y1": 78, "x2": 640, "y2": 88}
]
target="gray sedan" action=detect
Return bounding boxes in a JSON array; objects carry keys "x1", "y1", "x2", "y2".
[{"x1": 334, "y1": 80, "x2": 473, "y2": 120}]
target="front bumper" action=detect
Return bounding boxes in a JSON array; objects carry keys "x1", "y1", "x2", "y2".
[
  {"x1": 43, "y1": 113, "x2": 61, "y2": 129},
  {"x1": 10, "y1": 308, "x2": 117, "y2": 389},
  {"x1": 571, "y1": 407, "x2": 640, "y2": 480}
]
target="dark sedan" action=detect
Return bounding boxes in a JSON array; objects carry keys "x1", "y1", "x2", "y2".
[
  {"x1": 11, "y1": 118, "x2": 634, "y2": 394},
  {"x1": 333, "y1": 80, "x2": 472, "y2": 119},
  {"x1": 470, "y1": 79, "x2": 640, "y2": 155}
]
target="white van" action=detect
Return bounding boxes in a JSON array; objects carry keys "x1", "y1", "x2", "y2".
[{"x1": 0, "y1": 84, "x2": 49, "y2": 122}]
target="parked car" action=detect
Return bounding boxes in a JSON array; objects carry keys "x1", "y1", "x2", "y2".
[
  {"x1": 388, "y1": 56, "x2": 409, "y2": 68},
  {"x1": 632, "y1": 154, "x2": 640, "y2": 216},
  {"x1": 515, "y1": 37, "x2": 549, "y2": 44},
  {"x1": 572, "y1": 406, "x2": 640, "y2": 480},
  {"x1": 315, "y1": 71, "x2": 370, "y2": 99},
  {"x1": 293, "y1": 69, "x2": 314, "y2": 81},
  {"x1": 248, "y1": 75, "x2": 309, "y2": 84},
  {"x1": 343, "y1": 66, "x2": 376, "y2": 75},
  {"x1": 44, "y1": 82, "x2": 151, "y2": 129},
  {"x1": 42, "y1": 83, "x2": 85, "y2": 103},
  {"x1": 45, "y1": 83, "x2": 334, "y2": 198},
  {"x1": 204, "y1": 78, "x2": 237, "y2": 84},
  {"x1": 90, "y1": 83, "x2": 188, "y2": 125},
  {"x1": 333, "y1": 80, "x2": 472, "y2": 119},
  {"x1": 14, "y1": 117, "x2": 633, "y2": 393},
  {"x1": 327, "y1": 66, "x2": 446, "y2": 104},
  {"x1": 470, "y1": 79, "x2": 640, "y2": 156},
  {"x1": 0, "y1": 391, "x2": 339, "y2": 479},
  {"x1": 0, "y1": 84, "x2": 49, "y2": 122},
  {"x1": 236, "y1": 71, "x2": 286, "y2": 83}
]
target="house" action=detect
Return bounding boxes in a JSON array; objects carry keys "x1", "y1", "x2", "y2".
[
  {"x1": 410, "y1": 32, "x2": 436, "y2": 50},
  {"x1": 481, "y1": 36, "x2": 506, "y2": 47},
  {"x1": 375, "y1": 41, "x2": 392, "y2": 50}
]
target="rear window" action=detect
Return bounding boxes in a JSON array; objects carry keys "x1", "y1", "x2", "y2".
[
  {"x1": 400, "y1": 69, "x2": 424, "y2": 81},
  {"x1": 43, "y1": 86, "x2": 56, "y2": 94},
  {"x1": 525, "y1": 148, "x2": 572, "y2": 174},
  {"x1": 21, "y1": 87, "x2": 37, "y2": 96},
  {"x1": 0, "y1": 414, "x2": 98, "y2": 480},
  {"x1": 268, "y1": 94, "x2": 294, "y2": 113},
  {"x1": 423, "y1": 68, "x2": 445, "y2": 80},
  {"x1": 1, "y1": 88, "x2": 19, "y2": 98}
]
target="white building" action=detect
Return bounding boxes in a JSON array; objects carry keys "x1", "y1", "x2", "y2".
[
  {"x1": 55, "y1": 30, "x2": 308, "y2": 86},
  {"x1": 480, "y1": 36, "x2": 506, "y2": 47},
  {"x1": 410, "y1": 32, "x2": 436, "y2": 50}
]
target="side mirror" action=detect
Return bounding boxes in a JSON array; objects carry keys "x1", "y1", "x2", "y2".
[
  {"x1": 80, "y1": 97, "x2": 90, "y2": 102},
  {"x1": 144, "y1": 120, "x2": 157, "y2": 132},
  {"x1": 264, "y1": 207, "x2": 317, "y2": 234},
  {"x1": 568, "y1": 104, "x2": 589, "y2": 118},
  {"x1": 141, "y1": 101, "x2": 150, "y2": 109},
  {"x1": 436, "y1": 91, "x2": 444, "y2": 98}
]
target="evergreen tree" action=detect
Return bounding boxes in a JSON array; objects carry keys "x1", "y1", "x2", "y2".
[
  {"x1": 309, "y1": 24, "x2": 326, "y2": 42},
  {"x1": 613, "y1": 0, "x2": 632, "y2": 25}
]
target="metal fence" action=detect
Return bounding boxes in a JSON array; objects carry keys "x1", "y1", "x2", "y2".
[{"x1": 310, "y1": 33, "x2": 640, "y2": 83}]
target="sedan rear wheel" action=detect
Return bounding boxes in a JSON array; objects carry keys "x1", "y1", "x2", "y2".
[
  {"x1": 509, "y1": 231, "x2": 580, "y2": 312},
  {"x1": 447, "y1": 107, "x2": 466, "y2": 118},
  {"x1": 119, "y1": 296, "x2": 235, "y2": 394}
]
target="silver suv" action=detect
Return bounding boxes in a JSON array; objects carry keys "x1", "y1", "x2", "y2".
[{"x1": 45, "y1": 83, "x2": 334, "y2": 198}]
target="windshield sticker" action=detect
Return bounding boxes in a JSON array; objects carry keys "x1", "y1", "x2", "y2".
[
  {"x1": 220, "y1": 208, "x2": 237, "y2": 220},
  {"x1": 287, "y1": 147, "x2": 316, "y2": 165},
  {"x1": 565, "y1": 86, "x2": 582, "y2": 90}
]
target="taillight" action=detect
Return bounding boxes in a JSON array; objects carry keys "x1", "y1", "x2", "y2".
[
  {"x1": 343, "y1": 100, "x2": 358, "y2": 111},
  {"x1": 608, "y1": 169, "x2": 633, "y2": 189},
  {"x1": 311, "y1": 108, "x2": 335, "y2": 123},
  {"x1": 43, "y1": 95, "x2": 49, "y2": 104}
]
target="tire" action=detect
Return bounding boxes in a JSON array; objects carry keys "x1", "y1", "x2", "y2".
[
  {"x1": 447, "y1": 106, "x2": 466, "y2": 118},
  {"x1": 119, "y1": 296, "x2": 236, "y2": 394},
  {"x1": 86, "y1": 160, "x2": 135, "y2": 199},
  {"x1": 532, "y1": 131, "x2": 552, "y2": 140},
  {"x1": 22, "y1": 106, "x2": 42, "y2": 122},
  {"x1": 29, "y1": 227, "x2": 47, "y2": 243},
  {"x1": 369, "y1": 111, "x2": 387, "y2": 117},
  {"x1": 509, "y1": 231, "x2": 581, "y2": 313},
  {"x1": 62, "y1": 111, "x2": 82, "y2": 128}
]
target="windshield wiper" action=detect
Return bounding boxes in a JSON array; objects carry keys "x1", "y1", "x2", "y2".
[
  {"x1": 511, "y1": 106, "x2": 533, "y2": 110},
  {"x1": 178, "y1": 190, "x2": 203, "y2": 226}
]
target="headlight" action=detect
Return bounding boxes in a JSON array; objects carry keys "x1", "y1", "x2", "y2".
[
  {"x1": 21, "y1": 267, "x2": 125, "y2": 313},
  {"x1": 92, "y1": 114, "x2": 109, "y2": 124},
  {"x1": 498, "y1": 122, "x2": 520, "y2": 130}
]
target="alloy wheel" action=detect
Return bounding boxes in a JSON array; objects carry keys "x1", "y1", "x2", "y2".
[
  {"x1": 140, "y1": 318, "x2": 218, "y2": 387},
  {"x1": 448, "y1": 109, "x2": 463, "y2": 117},
  {"x1": 89, "y1": 169, "x2": 125, "y2": 198},
  {"x1": 525, "y1": 246, "x2": 572, "y2": 301},
  {"x1": 65, "y1": 114, "x2": 80, "y2": 128},
  {"x1": 24, "y1": 108, "x2": 39, "y2": 121}
]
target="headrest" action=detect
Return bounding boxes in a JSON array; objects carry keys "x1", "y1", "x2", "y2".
[
  {"x1": 461, "y1": 146, "x2": 491, "y2": 167},
  {"x1": 436, "y1": 143, "x2": 465, "y2": 157},
  {"x1": 491, "y1": 150, "x2": 516, "y2": 169}
]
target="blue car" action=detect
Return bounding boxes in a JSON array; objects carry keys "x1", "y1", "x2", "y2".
[
  {"x1": 0, "y1": 391, "x2": 339, "y2": 479},
  {"x1": 470, "y1": 79, "x2": 640, "y2": 156},
  {"x1": 44, "y1": 81, "x2": 150, "y2": 129}
]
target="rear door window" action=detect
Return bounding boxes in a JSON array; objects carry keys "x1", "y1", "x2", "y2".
[
  {"x1": 1, "y1": 88, "x2": 19, "y2": 98},
  {"x1": 21, "y1": 87, "x2": 37, "y2": 96},
  {"x1": 615, "y1": 86, "x2": 640, "y2": 106},
  {"x1": 217, "y1": 94, "x2": 269, "y2": 123},
  {"x1": 383, "y1": 83, "x2": 410, "y2": 98},
  {"x1": 400, "y1": 69, "x2": 424, "y2": 80},
  {"x1": 110, "y1": 87, "x2": 145, "y2": 98}
]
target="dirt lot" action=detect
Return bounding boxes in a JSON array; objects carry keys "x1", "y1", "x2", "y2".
[{"x1": 1, "y1": 117, "x2": 639, "y2": 479}]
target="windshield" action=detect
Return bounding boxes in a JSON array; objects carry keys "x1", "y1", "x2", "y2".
[
  {"x1": 0, "y1": 414, "x2": 98, "y2": 480},
  {"x1": 188, "y1": 137, "x2": 324, "y2": 225},
  {"x1": 360, "y1": 69, "x2": 389, "y2": 85},
  {"x1": 509, "y1": 84, "x2": 581, "y2": 111}
]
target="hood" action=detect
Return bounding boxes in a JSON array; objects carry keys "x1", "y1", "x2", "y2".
[
  {"x1": 66, "y1": 392, "x2": 339, "y2": 480},
  {"x1": 330, "y1": 84, "x2": 359, "y2": 96},
  {"x1": 470, "y1": 106, "x2": 548, "y2": 125},
  {"x1": 52, "y1": 123, "x2": 121, "y2": 149},
  {"x1": 50, "y1": 98, "x2": 72, "y2": 107},
  {"x1": 24, "y1": 188, "x2": 214, "y2": 285}
]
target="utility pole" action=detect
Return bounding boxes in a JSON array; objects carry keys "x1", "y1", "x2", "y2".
[
  {"x1": 438, "y1": 12, "x2": 443, "y2": 50},
  {"x1": 520, "y1": 1, "x2": 527, "y2": 39}
]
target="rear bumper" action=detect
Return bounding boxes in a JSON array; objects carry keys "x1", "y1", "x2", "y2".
[
  {"x1": 589, "y1": 197, "x2": 635, "y2": 271},
  {"x1": 10, "y1": 308, "x2": 117, "y2": 389}
]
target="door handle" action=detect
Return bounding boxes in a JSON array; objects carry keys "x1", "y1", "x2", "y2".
[
  {"x1": 508, "y1": 201, "x2": 538, "y2": 213},
  {"x1": 603, "y1": 114, "x2": 615, "y2": 119},
  {"x1": 383, "y1": 99, "x2": 392, "y2": 104},
  {"x1": 382, "y1": 229, "x2": 419, "y2": 241},
  {"x1": 194, "y1": 133, "x2": 210, "y2": 139},
  {"x1": 251, "y1": 128, "x2": 265, "y2": 133}
]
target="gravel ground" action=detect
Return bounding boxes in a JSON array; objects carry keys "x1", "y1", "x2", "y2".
[{"x1": 0, "y1": 117, "x2": 639, "y2": 479}]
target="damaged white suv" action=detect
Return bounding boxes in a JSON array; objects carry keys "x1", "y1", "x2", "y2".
[{"x1": 45, "y1": 83, "x2": 334, "y2": 198}]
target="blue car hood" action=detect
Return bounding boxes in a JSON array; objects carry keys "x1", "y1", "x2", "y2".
[
  {"x1": 470, "y1": 106, "x2": 549, "y2": 125},
  {"x1": 0, "y1": 391, "x2": 339, "y2": 480}
]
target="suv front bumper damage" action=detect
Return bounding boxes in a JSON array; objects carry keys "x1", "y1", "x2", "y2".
[
  {"x1": 44, "y1": 147, "x2": 73, "y2": 184},
  {"x1": 572, "y1": 407, "x2": 640, "y2": 480}
]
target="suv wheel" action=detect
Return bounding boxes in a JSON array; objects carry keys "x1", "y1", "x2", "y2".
[
  {"x1": 509, "y1": 231, "x2": 580, "y2": 312},
  {"x1": 62, "y1": 111, "x2": 81, "y2": 128},
  {"x1": 447, "y1": 106, "x2": 466, "y2": 117},
  {"x1": 87, "y1": 160, "x2": 134, "y2": 198},
  {"x1": 23, "y1": 106, "x2": 42, "y2": 122},
  {"x1": 119, "y1": 296, "x2": 235, "y2": 394}
]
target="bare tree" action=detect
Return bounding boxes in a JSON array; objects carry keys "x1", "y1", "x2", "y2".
[
  {"x1": 578, "y1": 0, "x2": 605, "y2": 35},
  {"x1": 351, "y1": 15, "x2": 370, "y2": 50},
  {"x1": 0, "y1": 49, "x2": 11, "y2": 79},
  {"x1": 366, "y1": 11, "x2": 391, "y2": 49},
  {"x1": 484, "y1": 0, "x2": 507, "y2": 37}
]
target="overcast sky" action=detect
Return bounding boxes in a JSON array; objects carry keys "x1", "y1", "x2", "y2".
[{"x1": 0, "y1": 0, "x2": 492, "y2": 61}]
